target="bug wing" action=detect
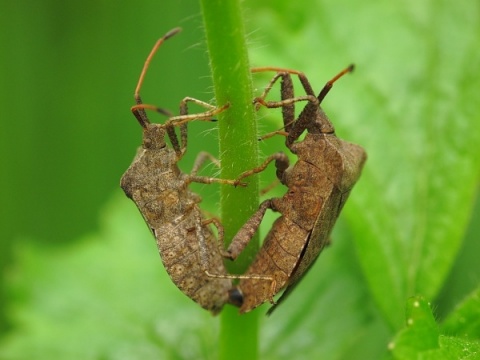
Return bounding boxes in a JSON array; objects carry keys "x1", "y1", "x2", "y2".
[
  {"x1": 267, "y1": 139, "x2": 366, "y2": 315},
  {"x1": 266, "y1": 187, "x2": 340, "y2": 316},
  {"x1": 265, "y1": 236, "x2": 330, "y2": 316}
]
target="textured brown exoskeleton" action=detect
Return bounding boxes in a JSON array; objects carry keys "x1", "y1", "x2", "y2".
[
  {"x1": 226, "y1": 65, "x2": 367, "y2": 314},
  {"x1": 120, "y1": 28, "x2": 245, "y2": 314}
]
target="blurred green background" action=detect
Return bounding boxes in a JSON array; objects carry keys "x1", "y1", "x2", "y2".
[
  {"x1": 0, "y1": 0, "x2": 217, "y2": 246},
  {"x1": 0, "y1": 0, "x2": 222, "y2": 330},
  {"x1": 1, "y1": 0, "x2": 480, "y2": 359}
]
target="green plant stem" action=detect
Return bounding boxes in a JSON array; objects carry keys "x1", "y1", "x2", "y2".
[{"x1": 200, "y1": 1, "x2": 260, "y2": 359}]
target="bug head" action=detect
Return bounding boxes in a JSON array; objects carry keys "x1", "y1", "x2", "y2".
[{"x1": 141, "y1": 122, "x2": 168, "y2": 150}]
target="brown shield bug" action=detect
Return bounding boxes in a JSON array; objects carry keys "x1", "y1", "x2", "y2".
[
  {"x1": 120, "y1": 28, "x2": 245, "y2": 314},
  {"x1": 225, "y1": 65, "x2": 367, "y2": 314}
]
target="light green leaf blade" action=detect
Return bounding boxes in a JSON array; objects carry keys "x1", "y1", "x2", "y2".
[
  {"x1": 441, "y1": 287, "x2": 480, "y2": 340},
  {"x1": 420, "y1": 336, "x2": 480, "y2": 360},
  {"x1": 389, "y1": 296, "x2": 439, "y2": 359},
  {"x1": 389, "y1": 296, "x2": 480, "y2": 360}
]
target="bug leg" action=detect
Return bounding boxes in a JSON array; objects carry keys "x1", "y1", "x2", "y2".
[
  {"x1": 252, "y1": 67, "x2": 316, "y2": 145},
  {"x1": 252, "y1": 66, "x2": 353, "y2": 145},
  {"x1": 202, "y1": 218, "x2": 229, "y2": 259},
  {"x1": 189, "y1": 151, "x2": 220, "y2": 176},
  {"x1": 256, "y1": 71, "x2": 297, "y2": 133},
  {"x1": 234, "y1": 152, "x2": 289, "y2": 185},
  {"x1": 175, "y1": 97, "x2": 226, "y2": 155},
  {"x1": 225, "y1": 199, "x2": 273, "y2": 260},
  {"x1": 251, "y1": 71, "x2": 288, "y2": 110},
  {"x1": 166, "y1": 98, "x2": 229, "y2": 158},
  {"x1": 202, "y1": 216, "x2": 275, "y2": 302},
  {"x1": 287, "y1": 65, "x2": 354, "y2": 144},
  {"x1": 259, "y1": 179, "x2": 281, "y2": 196},
  {"x1": 185, "y1": 151, "x2": 247, "y2": 187},
  {"x1": 201, "y1": 217, "x2": 277, "y2": 308},
  {"x1": 255, "y1": 76, "x2": 317, "y2": 145},
  {"x1": 252, "y1": 67, "x2": 316, "y2": 132},
  {"x1": 167, "y1": 98, "x2": 229, "y2": 126}
]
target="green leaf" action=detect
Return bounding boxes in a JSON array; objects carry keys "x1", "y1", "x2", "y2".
[
  {"x1": 389, "y1": 296, "x2": 480, "y2": 360},
  {"x1": 245, "y1": 0, "x2": 480, "y2": 329},
  {"x1": 389, "y1": 296, "x2": 439, "y2": 359},
  {"x1": 421, "y1": 336, "x2": 480, "y2": 360},
  {"x1": 441, "y1": 287, "x2": 480, "y2": 340}
]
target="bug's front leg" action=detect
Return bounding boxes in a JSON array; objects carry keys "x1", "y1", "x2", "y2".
[
  {"x1": 233, "y1": 152, "x2": 290, "y2": 185},
  {"x1": 166, "y1": 98, "x2": 229, "y2": 158}
]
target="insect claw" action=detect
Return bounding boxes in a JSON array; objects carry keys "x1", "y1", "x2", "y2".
[
  {"x1": 252, "y1": 97, "x2": 267, "y2": 111},
  {"x1": 233, "y1": 181, "x2": 248, "y2": 188}
]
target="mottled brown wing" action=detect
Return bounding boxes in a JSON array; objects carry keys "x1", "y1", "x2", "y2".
[
  {"x1": 266, "y1": 186, "x2": 341, "y2": 315},
  {"x1": 266, "y1": 139, "x2": 366, "y2": 315},
  {"x1": 238, "y1": 216, "x2": 310, "y2": 313}
]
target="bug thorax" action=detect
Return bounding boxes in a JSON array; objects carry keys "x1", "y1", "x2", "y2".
[{"x1": 142, "y1": 123, "x2": 167, "y2": 150}]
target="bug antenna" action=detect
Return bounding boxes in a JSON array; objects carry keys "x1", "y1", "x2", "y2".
[
  {"x1": 131, "y1": 27, "x2": 182, "y2": 128},
  {"x1": 134, "y1": 27, "x2": 182, "y2": 105},
  {"x1": 317, "y1": 64, "x2": 354, "y2": 104}
]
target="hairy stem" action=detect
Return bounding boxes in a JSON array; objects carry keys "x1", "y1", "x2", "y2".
[{"x1": 200, "y1": 0, "x2": 260, "y2": 359}]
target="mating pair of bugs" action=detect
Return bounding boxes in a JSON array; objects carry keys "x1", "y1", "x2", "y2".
[{"x1": 120, "y1": 28, "x2": 366, "y2": 315}]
